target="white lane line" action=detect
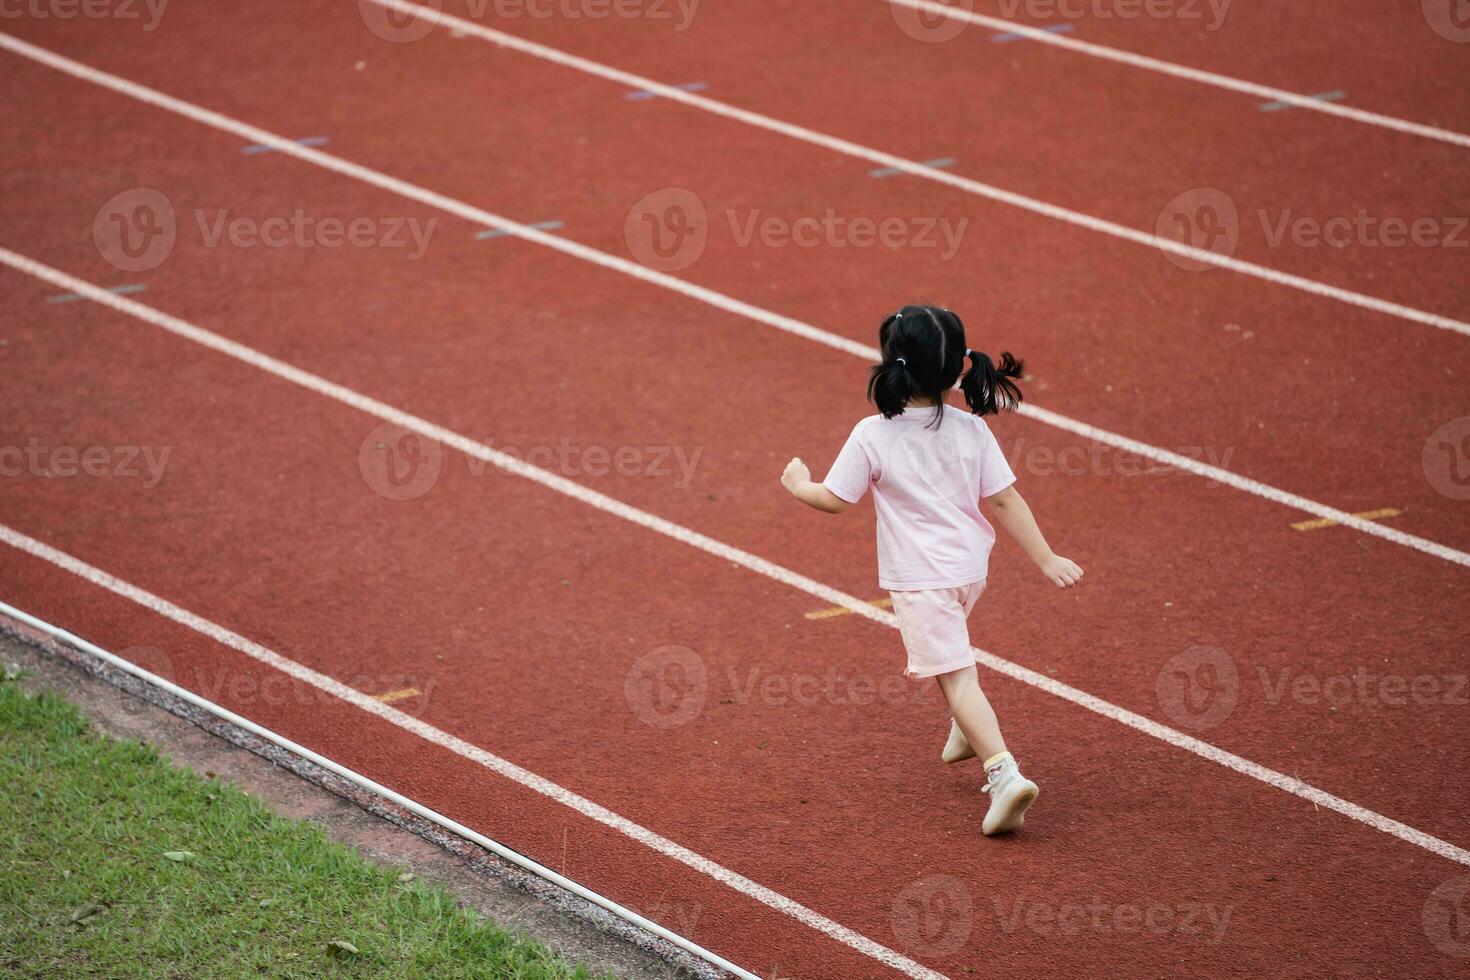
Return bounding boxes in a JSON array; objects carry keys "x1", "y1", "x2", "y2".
[
  {"x1": 884, "y1": 0, "x2": 1470, "y2": 150},
  {"x1": 0, "y1": 35, "x2": 1464, "y2": 569},
  {"x1": 1018, "y1": 404, "x2": 1469, "y2": 568},
  {"x1": 0, "y1": 600, "x2": 763, "y2": 980},
  {"x1": 350, "y1": 0, "x2": 1470, "y2": 338},
  {"x1": 0, "y1": 528, "x2": 934, "y2": 980},
  {"x1": 4, "y1": 250, "x2": 1468, "y2": 877}
]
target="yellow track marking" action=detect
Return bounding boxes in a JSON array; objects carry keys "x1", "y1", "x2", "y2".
[
  {"x1": 373, "y1": 687, "x2": 421, "y2": 703},
  {"x1": 805, "y1": 598, "x2": 891, "y2": 620},
  {"x1": 1291, "y1": 507, "x2": 1402, "y2": 532}
]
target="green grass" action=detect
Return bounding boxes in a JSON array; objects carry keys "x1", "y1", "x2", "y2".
[{"x1": 0, "y1": 672, "x2": 611, "y2": 979}]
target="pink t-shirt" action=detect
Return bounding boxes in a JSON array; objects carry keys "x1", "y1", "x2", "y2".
[{"x1": 823, "y1": 404, "x2": 1017, "y2": 591}]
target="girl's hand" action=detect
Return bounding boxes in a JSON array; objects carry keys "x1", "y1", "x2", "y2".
[
  {"x1": 1040, "y1": 553, "x2": 1084, "y2": 588},
  {"x1": 781, "y1": 457, "x2": 811, "y2": 493}
]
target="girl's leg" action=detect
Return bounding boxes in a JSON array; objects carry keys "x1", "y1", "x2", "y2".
[{"x1": 935, "y1": 665, "x2": 1006, "y2": 763}]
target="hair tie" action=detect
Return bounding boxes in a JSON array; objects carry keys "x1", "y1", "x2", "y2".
[
  {"x1": 965, "y1": 348, "x2": 974, "y2": 358},
  {"x1": 896, "y1": 357, "x2": 907, "y2": 367}
]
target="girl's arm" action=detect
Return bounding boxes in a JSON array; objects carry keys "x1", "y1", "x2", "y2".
[
  {"x1": 781, "y1": 458, "x2": 852, "y2": 514},
  {"x1": 984, "y1": 485, "x2": 1083, "y2": 588}
]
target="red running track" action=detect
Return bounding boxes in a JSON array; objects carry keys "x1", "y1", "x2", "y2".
[
  {"x1": 1, "y1": 3, "x2": 1468, "y2": 977},
  {"x1": 5, "y1": 1, "x2": 1465, "y2": 550}
]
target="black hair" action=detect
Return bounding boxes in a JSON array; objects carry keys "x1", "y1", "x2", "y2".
[{"x1": 866, "y1": 304, "x2": 1023, "y2": 427}]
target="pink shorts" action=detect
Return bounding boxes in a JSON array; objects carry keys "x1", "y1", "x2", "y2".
[{"x1": 889, "y1": 580, "x2": 986, "y2": 679}]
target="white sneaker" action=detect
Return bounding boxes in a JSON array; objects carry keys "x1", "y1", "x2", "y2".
[
  {"x1": 942, "y1": 718, "x2": 976, "y2": 764},
  {"x1": 981, "y1": 752, "x2": 1038, "y2": 836}
]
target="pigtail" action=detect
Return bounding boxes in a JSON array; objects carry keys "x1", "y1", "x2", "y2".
[
  {"x1": 867, "y1": 357, "x2": 914, "y2": 419},
  {"x1": 960, "y1": 349, "x2": 1024, "y2": 416}
]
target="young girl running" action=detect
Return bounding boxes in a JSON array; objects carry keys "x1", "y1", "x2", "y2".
[{"x1": 780, "y1": 304, "x2": 1082, "y2": 835}]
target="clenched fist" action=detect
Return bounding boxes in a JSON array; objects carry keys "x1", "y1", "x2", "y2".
[{"x1": 781, "y1": 457, "x2": 811, "y2": 493}]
